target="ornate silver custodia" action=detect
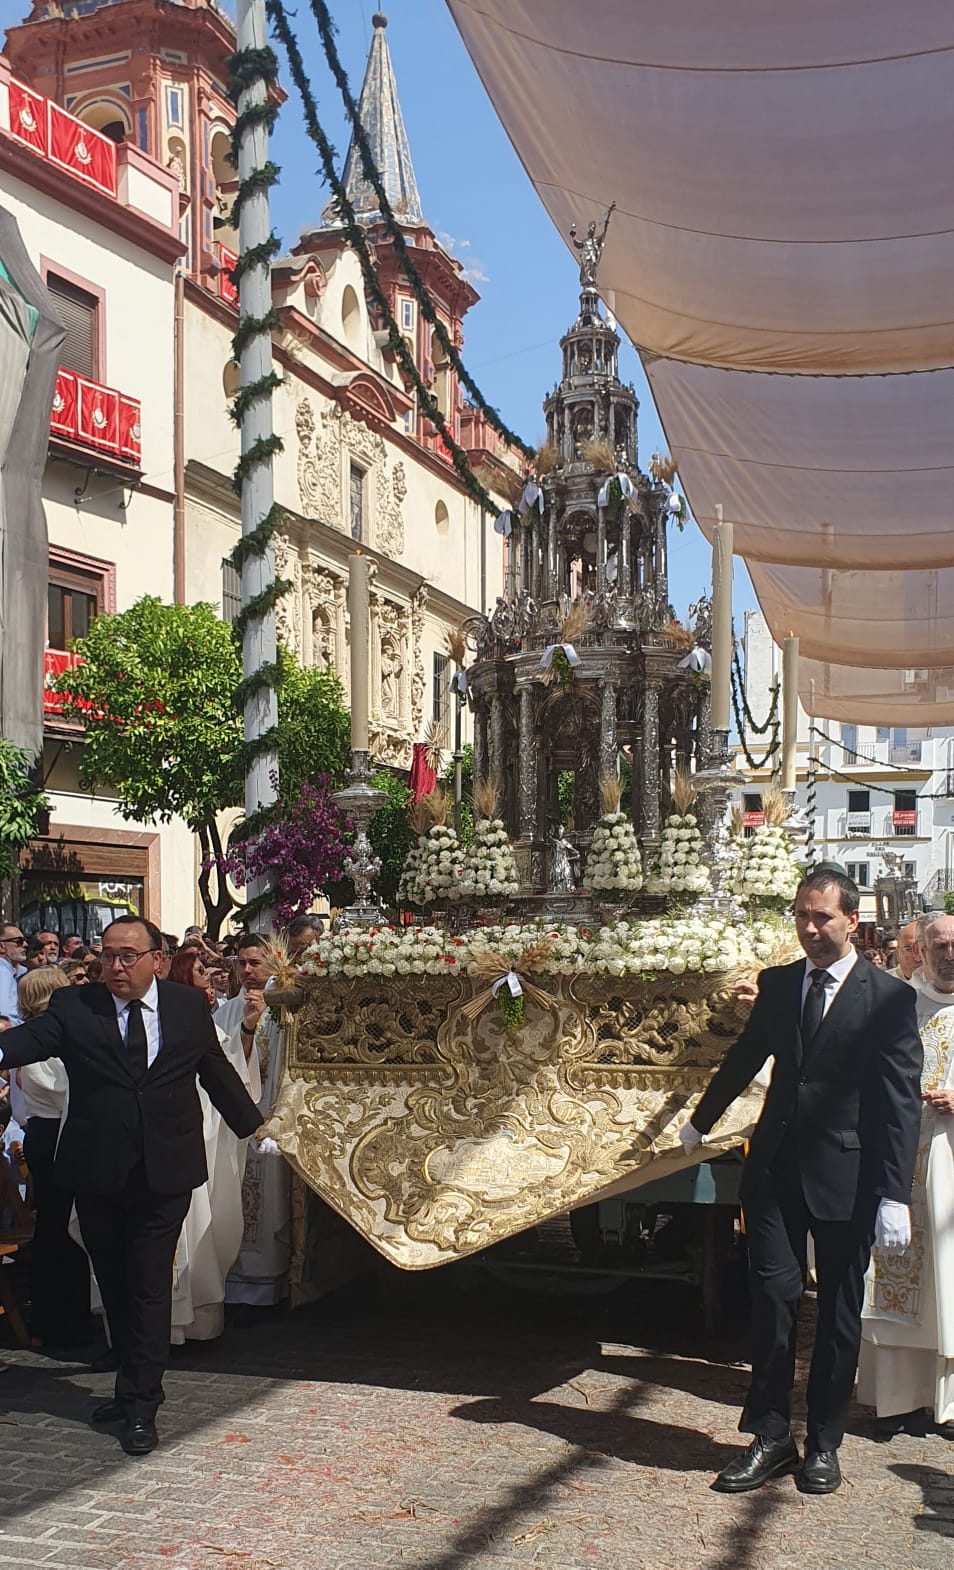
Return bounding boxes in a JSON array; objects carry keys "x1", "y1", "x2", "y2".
[{"x1": 463, "y1": 276, "x2": 709, "y2": 902}]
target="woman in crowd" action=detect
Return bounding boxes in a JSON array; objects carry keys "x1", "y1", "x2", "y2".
[
  {"x1": 17, "y1": 966, "x2": 92, "y2": 1350},
  {"x1": 166, "y1": 947, "x2": 260, "y2": 1341}
]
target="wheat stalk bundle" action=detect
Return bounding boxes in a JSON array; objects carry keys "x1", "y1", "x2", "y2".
[
  {"x1": 599, "y1": 772, "x2": 623, "y2": 815},
  {"x1": 444, "y1": 626, "x2": 468, "y2": 668},
  {"x1": 672, "y1": 767, "x2": 697, "y2": 817},
  {"x1": 729, "y1": 804, "x2": 745, "y2": 839},
  {"x1": 560, "y1": 598, "x2": 591, "y2": 645},
  {"x1": 473, "y1": 775, "x2": 500, "y2": 820},
  {"x1": 760, "y1": 782, "x2": 788, "y2": 827},
  {"x1": 649, "y1": 451, "x2": 678, "y2": 487},
  {"x1": 422, "y1": 788, "x2": 449, "y2": 827},
  {"x1": 581, "y1": 436, "x2": 616, "y2": 474},
  {"x1": 534, "y1": 441, "x2": 560, "y2": 476},
  {"x1": 661, "y1": 618, "x2": 694, "y2": 649},
  {"x1": 463, "y1": 935, "x2": 557, "y2": 1028},
  {"x1": 410, "y1": 798, "x2": 430, "y2": 836},
  {"x1": 422, "y1": 716, "x2": 447, "y2": 774}
]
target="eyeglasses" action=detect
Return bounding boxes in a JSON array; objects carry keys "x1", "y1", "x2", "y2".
[
  {"x1": 100, "y1": 947, "x2": 158, "y2": 968},
  {"x1": 3, "y1": 935, "x2": 25, "y2": 946}
]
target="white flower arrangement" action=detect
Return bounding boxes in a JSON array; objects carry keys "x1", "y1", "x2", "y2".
[
  {"x1": 646, "y1": 813, "x2": 711, "y2": 896},
  {"x1": 401, "y1": 823, "x2": 464, "y2": 907},
  {"x1": 584, "y1": 810, "x2": 643, "y2": 892},
  {"x1": 297, "y1": 915, "x2": 783, "y2": 982},
  {"x1": 453, "y1": 817, "x2": 520, "y2": 900},
  {"x1": 733, "y1": 823, "x2": 801, "y2": 903}
]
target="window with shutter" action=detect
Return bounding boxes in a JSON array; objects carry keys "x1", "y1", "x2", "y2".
[{"x1": 46, "y1": 274, "x2": 99, "y2": 379}]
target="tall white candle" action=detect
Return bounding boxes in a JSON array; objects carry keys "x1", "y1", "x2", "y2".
[
  {"x1": 710, "y1": 503, "x2": 733, "y2": 733},
  {"x1": 348, "y1": 552, "x2": 370, "y2": 753},
  {"x1": 781, "y1": 633, "x2": 799, "y2": 791}
]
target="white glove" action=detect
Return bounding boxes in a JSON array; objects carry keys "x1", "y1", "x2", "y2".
[
  {"x1": 258, "y1": 1136, "x2": 281, "y2": 1157},
  {"x1": 678, "y1": 1121, "x2": 704, "y2": 1153},
  {"x1": 875, "y1": 1198, "x2": 911, "y2": 1253}
]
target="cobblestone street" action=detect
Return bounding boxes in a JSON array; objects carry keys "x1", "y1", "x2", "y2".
[{"x1": 0, "y1": 1273, "x2": 951, "y2": 1570}]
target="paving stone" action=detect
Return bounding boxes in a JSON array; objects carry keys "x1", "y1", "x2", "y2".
[{"x1": 0, "y1": 1286, "x2": 947, "y2": 1568}]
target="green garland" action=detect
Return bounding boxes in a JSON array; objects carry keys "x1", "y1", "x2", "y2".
[
  {"x1": 730, "y1": 661, "x2": 780, "y2": 771},
  {"x1": 225, "y1": 41, "x2": 289, "y2": 915},
  {"x1": 266, "y1": 0, "x2": 505, "y2": 516},
  {"x1": 306, "y1": 0, "x2": 533, "y2": 464}
]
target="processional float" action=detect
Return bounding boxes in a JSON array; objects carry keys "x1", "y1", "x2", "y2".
[{"x1": 263, "y1": 234, "x2": 803, "y2": 1269}]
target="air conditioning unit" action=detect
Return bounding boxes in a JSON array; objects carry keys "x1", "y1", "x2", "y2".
[{"x1": 903, "y1": 669, "x2": 928, "y2": 687}]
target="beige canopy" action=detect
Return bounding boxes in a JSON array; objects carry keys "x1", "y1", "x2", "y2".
[{"x1": 447, "y1": 0, "x2": 954, "y2": 720}]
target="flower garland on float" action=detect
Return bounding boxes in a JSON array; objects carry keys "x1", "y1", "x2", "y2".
[
  {"x1": 584, "y1": 773, "x2": 643, "y2": 893},
  {"x1": 646, "y1": 769, "x2": 711, "y2": 897}
]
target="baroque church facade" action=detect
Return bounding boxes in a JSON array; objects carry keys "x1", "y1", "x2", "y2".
[{"x1": 1, "y1": 0, "x2": 514, "y2": 933}]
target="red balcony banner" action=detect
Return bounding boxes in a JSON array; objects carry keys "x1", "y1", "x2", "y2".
[
  {"x1": 118, "y1": 395, "x2": 142, "y2": 465},
  {"x1": 218, "y1": 246, "x2": 239, "y2": 306},
  {"x1": 9, "y1": 80, "x2": 47, "y2": 156},
  {"x1": 43, "y1": 649, "x2": 80, "y2": 716},
  {"x1": 76, "y1": 375, "x2": 119, "y2": 454},
  {"x1": 743, "y1": 811, "x2": 765, "y2": 828},
  {"x1": 893, "y1": 810, "x2": 917, "y2": 828},
  {"x1": 50, "y1": 369, "x2": 78, "y2": 441},
  {"x1": 48, "y1": 101, "x2": 116, "y2": 197}
]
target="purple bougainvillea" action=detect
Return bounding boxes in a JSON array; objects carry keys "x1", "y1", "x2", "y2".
[{"x1": 224, "y1": 774, "x2": 351, "y2": 924}]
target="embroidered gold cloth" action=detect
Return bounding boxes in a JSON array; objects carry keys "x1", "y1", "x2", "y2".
[{"x1": 261, "y1": 972, "x2": 765, "y2": 1269}]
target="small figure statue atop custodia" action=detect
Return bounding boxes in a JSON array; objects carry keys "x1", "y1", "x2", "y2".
[
  {"x1": 569, "y1": 202, "x2": 616, "y2": 288},
  {"x1": 549, "y1": 825, "x2": 581, "y2": 892}
]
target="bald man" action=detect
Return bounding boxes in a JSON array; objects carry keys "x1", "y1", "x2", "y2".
[{"x1": 890, "y1": 922, "x2": 922, "y2": 986}]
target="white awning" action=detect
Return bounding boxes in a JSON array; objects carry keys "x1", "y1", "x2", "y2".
[{"x1": 447, "y1": 0, "x2": 954, "y2": 720}]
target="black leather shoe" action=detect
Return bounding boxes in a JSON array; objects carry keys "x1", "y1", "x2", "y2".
[
  {"x1": 935, "y1": 1421, "x2": 954, "y2": 1440},
  {"x1": 874, "y1": 1408, "x2": 930, "y2": 1441},
  {"x1": 90, "y1": 1400, "x2": 125, "y2": 1427},
  {"x1": 89, "y1": 1349, "x2": 121, "y2": 1373},
  {"x1": 120, "y1": 1418, "x2": 158, "y2": 1456},
  {"x1": 798, "y1": 1449, "x2": 842, "y2": 1494},
  {"x1": 712, "y1": 1436, "x2": 799, "y2": 1493}
]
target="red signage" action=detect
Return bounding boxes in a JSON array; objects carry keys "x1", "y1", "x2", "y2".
[
  {"x1": 743, "y1": 811, "x2": 765, "y2": 828},
  {"x1": 893, "y1": 810, "x2": 917, "y2": 828},
  {"x1": 9, "y1": 80, "x2": 47, "y2": 157},
  {"x1": 218, "y1": 246, "x2": 239, "y2": 306}
]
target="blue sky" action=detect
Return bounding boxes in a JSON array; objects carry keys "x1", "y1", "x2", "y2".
[{"x1": 261, "y1": 1, "x2": 759, "y2": 626}]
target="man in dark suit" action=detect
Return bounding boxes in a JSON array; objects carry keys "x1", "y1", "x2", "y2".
[
  {"x1": 0, "y1": 915, "x2": 264, "y2": 1456},
  {"x1": 680, "y1": 867, "x2": 922, "y2": 1495}
]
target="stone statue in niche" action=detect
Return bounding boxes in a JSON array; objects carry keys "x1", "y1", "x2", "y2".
[{"x1": 380, "y1": 636, "x2": 403, "y2": 716}]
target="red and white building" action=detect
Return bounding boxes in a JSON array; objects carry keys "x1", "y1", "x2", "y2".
[{"x1": 2, "y1": 0, "x2": 514, "y2": 936}]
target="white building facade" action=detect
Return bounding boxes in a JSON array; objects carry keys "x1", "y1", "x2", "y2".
[{"x1": 739, "y1": 610, "x2": 954, "y2": 923}]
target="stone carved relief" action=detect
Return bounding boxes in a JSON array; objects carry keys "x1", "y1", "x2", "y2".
[
  {"x1": 307, "y1": 568, "x2": 344, "y2": 673},
  {"x1": 410, "y1": 586, "x2": 428, "y2": 737},
  {"x1": 296, "y1": 398, "x2": 342, "y2": 524},
  {"x1": 273, "y1": 533, "x2": 302, "y2": 652},
  {"x1": 296, "y1": 399, "x2": 407, "y2": 557}
]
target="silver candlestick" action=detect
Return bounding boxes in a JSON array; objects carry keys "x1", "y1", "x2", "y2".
[
  {"x1": 332, "y1": 750, "x2": 389, "y2": 927},
  {"x1": 694, "y1": 729, "x2": 746, "y2": 916}
]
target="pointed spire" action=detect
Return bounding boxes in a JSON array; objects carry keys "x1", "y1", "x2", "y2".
[{"x1": 322, "y1": 12, "x2": 423, "y2": 228}]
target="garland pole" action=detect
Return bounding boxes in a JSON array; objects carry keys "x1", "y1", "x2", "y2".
[{"x1": 236, "y1": 0, "x2": 278, "y2": 908}]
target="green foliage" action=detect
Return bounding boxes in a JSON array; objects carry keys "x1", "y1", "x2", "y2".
[
  {"x1": 276, "y1": 650, "x2": 351, "y2": 798},
  {"x1": 557, "y1": 770, "x2": 575, "y2": 824},
  {"x1": 54, "y1": 597, "x2": 244, "y2": 832},
  {"x1": 0, "y1": 741, "x2": 48, "y2": 880},
  {"x1": 944, "y1": 891, "x2": 954, "y2": 918},
  {"x1": 368, "y1": 768, "x2": 413, "y2": 907}
]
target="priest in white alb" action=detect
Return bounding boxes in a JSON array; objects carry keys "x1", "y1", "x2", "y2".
[
  {"x1": 858, "y1": 911, "x2": 954, "y2": 1437},
  {"x1": 215, "y1": 933, "x2": 291, "y2": 1308}
]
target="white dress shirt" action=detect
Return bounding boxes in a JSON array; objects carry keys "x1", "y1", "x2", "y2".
[
  {"x1": 800, "y1": 945, "x2": 857, "y2": 1021},
  {"x1": 113, "y1": 978, "x2": 163, "y2": 1067}
]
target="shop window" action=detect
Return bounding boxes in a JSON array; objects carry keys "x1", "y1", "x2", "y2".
[{"x1": 846, "y1": 862, "x2": 870, "y2": 888}]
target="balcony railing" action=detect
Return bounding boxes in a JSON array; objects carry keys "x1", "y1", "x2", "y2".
[
  {"x1": 892, "y1": 810, "x2": 918, "y2": 837},
  {"x1": 43, "y1": 649, "x2": 82, "y2": 720},
  {"x1": 50, "y1": 369, "x2": 141, "y2": 468},
  {"x1": 845, "y1": 811, "x2": 871, "y2": 835},
  {"x1": 890, "y1": 742, "x2": 923, "y2": 764},
  {"x1": 7, "y1": 77, "x2": 117, "y2": 198}
]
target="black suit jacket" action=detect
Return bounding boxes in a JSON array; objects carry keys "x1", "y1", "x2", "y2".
[
  {"x1": 692, "y1": 956, "x2": 923, "y2": 1221},
  {"x1": 0, "y1": 981, "x2": 263, "y2": 1196}
]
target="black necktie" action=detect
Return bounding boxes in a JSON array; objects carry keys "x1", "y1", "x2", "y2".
[
  {"x1": 801, "y1": 968, "x2": 831, "y2": 1049},
  {"x1": 125, "y1": 998, "x2": 148, "y2": 1079}
]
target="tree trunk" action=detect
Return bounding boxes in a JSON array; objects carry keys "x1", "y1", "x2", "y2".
[{"x1": 197, "y1": 819, "x2": 234, "y2": 940}]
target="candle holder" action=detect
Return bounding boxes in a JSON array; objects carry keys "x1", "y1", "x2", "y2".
[{"x1": 332, "y1": 751, "x2": 389, "y2": 928}]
